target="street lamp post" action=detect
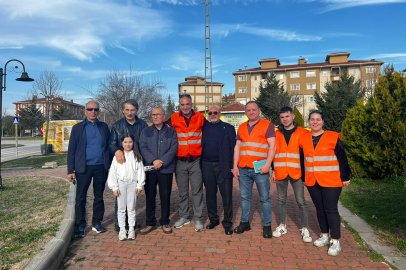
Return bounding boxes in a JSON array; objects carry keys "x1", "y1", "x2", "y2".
[
  {"x1": 0, "y1": 59, "x2": 34, "y2": 189},
  {"x1": 244, "y1": 64, "x2": 248, "y2": 105}
]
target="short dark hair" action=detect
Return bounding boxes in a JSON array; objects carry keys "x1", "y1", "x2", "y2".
[
  {"x1": 280, "y1": 106, "x2": 293, "y2": 114},
  {"x1": 308, "y1": 110, "x2": 324, "y2": 121},
  {"x1": 122, "y1": 99, "x2": 139, "y2": 111},
  {"x1": 245, "y1": 101, "x2": 259, "y2": 110},
  {"x1": 179, "y1": 94, "x2": 192, "y2": 103}
]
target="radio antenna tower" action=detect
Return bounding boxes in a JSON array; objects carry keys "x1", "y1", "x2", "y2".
[{"x1": 204, "y1": 0, "x2": 214, "y2": 116}]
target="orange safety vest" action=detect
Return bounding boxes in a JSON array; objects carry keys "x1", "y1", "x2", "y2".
[
  {"x1": 171, "y1": 111, "x2": 204, "y2": 157},
  {"x1": 238, "y1": 119, "x2": 271, "y2": 168},
  {"x1": 274, "y1": 126, "x2": 309, "y2": 180},
  {"x1": 299, "y1": 130, "x2": 343, "y2": 187}
]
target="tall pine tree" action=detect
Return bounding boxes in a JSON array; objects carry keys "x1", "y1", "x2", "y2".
[
  {"x1": 255, "y1": 72, "x2": 290, "y2": 125},
  {"x1": 17, "y1": 97, "x2": 44, "y2": 136},
  {"x1": 165, "y1": 95, "x2": 176, "y2": 120},
  {"x1": 342, "y1": 65, "x2": 406, "y2": 179},
  {"x1": 314, "y1": 70, "x2": 364, "y2": 132}
]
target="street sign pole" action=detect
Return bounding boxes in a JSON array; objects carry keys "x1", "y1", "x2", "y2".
[{"x1": 13, "y1": 116, "x2": 19, "y2": 157}]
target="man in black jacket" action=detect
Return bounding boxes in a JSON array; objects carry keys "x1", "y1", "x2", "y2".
[
  {"x1": 67, "y1": 101, "x2": 111, "y2": 238},
  {"x1": 109, "y1": 99, "x2": 148, "y2": 232},
  {"x1": 139, "y1": 107, "x2": 178, "y2": 235},
  {"x1": 201, "y1": 106, "x2": 236, "y2": 235}
]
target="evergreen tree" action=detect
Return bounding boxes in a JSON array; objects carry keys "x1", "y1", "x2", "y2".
[
  {"x1": 165, "y1": 95, "x2": 176, "y2": 120},
  {"x1": 293, "y1": 107, "x2": 304, "y2": 127},
  {"x1": 314, "y1": 70, "x2": 364, "y2": 132},
  {"x1": 51, "y1": 103, "x2": 83, "y2": 120},
  {"x1": 17, "y1": 98, "x2": 44, "y2": 136},
  {"x1": 255, "y1": 72, "x2": 290, "y2": 125},
  {"x1": 342, "y1": 65, "x2": 406, "y2": 179}
]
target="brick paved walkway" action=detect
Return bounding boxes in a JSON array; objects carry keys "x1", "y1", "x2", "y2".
[{"x1": 4, "y1": 168, "x2": 390, "y2": 269}]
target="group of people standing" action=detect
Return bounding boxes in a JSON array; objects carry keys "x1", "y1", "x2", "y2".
[{"x1": 67, "y1": 95, "x2": 351, "y2": 257}]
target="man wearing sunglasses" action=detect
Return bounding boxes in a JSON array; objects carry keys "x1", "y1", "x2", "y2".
[
  {"x1": 109, "y1": 99, "x2": 148, "y2": 233},
  {"x1": 166, "y1": 94, "x2": 208, "y2": 232},
  {"x1": 201, "y1": 106, "x2": 236, "y2": 235},
  {"x1": 67, "y1": 101, "x2": 112, "y2": 238}
]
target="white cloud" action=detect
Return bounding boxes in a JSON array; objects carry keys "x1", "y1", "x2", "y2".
[
  {"x1": 368, "y1": 53, "x2": 406, "y2": 59},
  {"x1": 303, "y1": 0, "x2": 406, "y2": 12},
  {"x1": 184, "y1": 23, "x2": 323, "y2": 42},
  {"x1": 0, "y1": 0, "x2": 172, "y2": 61},
  {"x1": 63, "y1": 66, "x2": 158, "y2": 79}
]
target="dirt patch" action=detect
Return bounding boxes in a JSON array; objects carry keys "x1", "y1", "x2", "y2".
[{"x1": 0, "y1": 176, "x2": 70, "y2": 270}]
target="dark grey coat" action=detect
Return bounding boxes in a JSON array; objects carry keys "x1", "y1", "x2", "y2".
[{"x1": 139, "y1": 124, "x2": 178, "y2": 174}]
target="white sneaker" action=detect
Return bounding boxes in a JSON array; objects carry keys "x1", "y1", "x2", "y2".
[
  {"x1": 300, "y1": 229, "x2": 312, "y2": 243},
  {"x1": 328, "y1": 240, "x2": 341, "y2": 256},
  {"x1": 128, "y1": 228, "x2": 135, "y2": 240},
  {"x1": 272, "y1": 225, "x2": 287, "y2": 237},
  {"x1": 314, "y1": 235, "x2": 330, "y2": 247},
  {"x1": 174, "y1": 218, "x2": 191, "y2": 229},
  {"x1": 119, "y1": 230, "x2": 127, "y2": 241}
]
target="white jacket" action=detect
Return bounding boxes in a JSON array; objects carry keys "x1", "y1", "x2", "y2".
[{"x1": 107, "y1": 150, "x2": 146, "y2": 191}]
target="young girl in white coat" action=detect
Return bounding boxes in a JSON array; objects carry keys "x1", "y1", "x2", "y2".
[{"x1": 108, "y1": 133, "x2": 145, "y2": 240}]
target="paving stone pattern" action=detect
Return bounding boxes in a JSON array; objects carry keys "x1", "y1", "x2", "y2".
[{"x1": 4, "y1": 168, "x2": 391, "y2": 269}]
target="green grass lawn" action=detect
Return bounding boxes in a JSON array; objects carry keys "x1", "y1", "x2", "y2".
[
  {"x1": 1, "y1": 153, "x2": 67, "y2": 168},
  {"x1": 0, "y1": 176, "x2": 69, "y2": 269},
  {"x1": 2, "y1": 137, "x2": 43, "y2": 141},
  {"x1": 340, "y1": 174, "x2": 406, "y2": 254}
]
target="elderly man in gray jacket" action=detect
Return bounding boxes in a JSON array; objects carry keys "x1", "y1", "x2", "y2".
[{"x1": 139, "y1": 107, "x2": 178, "y2": 234}]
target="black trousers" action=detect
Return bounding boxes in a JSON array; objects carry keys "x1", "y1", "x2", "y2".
[
  {"x1": 145, "y1": 171, "x2": 173, "y2": 226},
  {"x1": 307, "y1": 181, "x2": 342, "y2": 239},
  {"x1": 202, "y1": 161, "x2": 233, "y2": 228},
  {"x1": 75, "y1": 165, "x2": 107, "y2": 228}
]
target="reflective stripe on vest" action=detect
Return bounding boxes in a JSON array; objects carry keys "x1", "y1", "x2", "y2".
[{"x1": 239, "y1": 150, "x2": 267, "y2": 157}]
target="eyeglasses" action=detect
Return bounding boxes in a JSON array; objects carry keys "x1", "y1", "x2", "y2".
[
  {"x1": 152, "y1": 114, "x2": 164, "y2": 117},
  {"x1": 86, "y1": 108, "x2": 100, "y2": 111},
  {"x1": 208, "y1": 111, "x2": 218, "y2": 115}
]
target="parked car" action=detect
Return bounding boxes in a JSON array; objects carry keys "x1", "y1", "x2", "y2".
[{"x1": 34, "y1": 132, "x2": 43, "y2": 137}]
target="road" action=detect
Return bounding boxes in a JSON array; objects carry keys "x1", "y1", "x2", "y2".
[{"x1": 1, "y1": 140, "x2": 43, "y2": 162}]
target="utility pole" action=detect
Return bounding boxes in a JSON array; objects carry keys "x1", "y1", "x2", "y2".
[{"x1": 204, "y1": 0, "x2": 214, "y2": 116}]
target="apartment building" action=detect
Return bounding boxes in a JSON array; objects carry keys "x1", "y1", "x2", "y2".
[
  {"x1": 178, "y1": 76, "x2": 224, "y2": 112},
  {"x1": 232, "y1": 52, "x2": 384, "y2": 123}
]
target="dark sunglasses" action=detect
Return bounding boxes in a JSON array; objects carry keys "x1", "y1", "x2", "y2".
[
  {"x1": 86, "y1": 108, "x2": 100, "y2": 111},
  {"x1": 208, "y1": 111, "x2": 218, "y2": 115}
]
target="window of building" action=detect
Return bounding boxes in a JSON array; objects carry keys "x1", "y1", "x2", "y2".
[
  {"x1": 307, "y1": 96, "x2": 315, "y2": 103},
  {"x1": 352, "y1": 69, "x2": 357, "y2": 75},
  {"x1": 254, "y1": 87, "x2": 258, "y2": 93},
  {"x1": 291, "y1": 84, "x2": 300, "y2": 91},
  {"x1": 291, "y1": 96, "x2": 300, "y2": 103},
  {"x1": 279, "y1": 74, "x2": 283, "y2": 80},
  {"x1": 323, "y1": 71, "x2": 327, "y2": 77},
  {"x1": 262, "y1": 73, "x2": 267, "y2": 79},
  {"x1": 332, "y1": 68, "x2": 340, "y2": 76},
  {"x1": 366, "y1": 80, "x2": 376, "y2": 88},
  {"x1": 254, "y1": 75, "x2": 257, "y2": 81},
  {"x1": 238, "y1": 75, "x2": 246, "y2": 82},
  {"x1": 239, "y1": 87, "x2": 247, "y2": 93},
  {"x1": 307, "y1": 83, "x2": 316, "y2": 90},
  {"x1": 291, "y1": 72, "x2": 299, "y2": 78},
  {"x1": 366, "y1": 67, "x2": 376, "y2": 74},
  {"x1": 306, "y1": 71, "x2": 316, "y2": 77}
]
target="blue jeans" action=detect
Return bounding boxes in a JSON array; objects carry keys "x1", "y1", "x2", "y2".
[{"x1": 238, "y1": 167, "x2": 272, "y2": 226}]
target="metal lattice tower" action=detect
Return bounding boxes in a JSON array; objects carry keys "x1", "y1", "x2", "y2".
[{"x1": 204, "y1": 0, "x2": 214, "y2": 116}]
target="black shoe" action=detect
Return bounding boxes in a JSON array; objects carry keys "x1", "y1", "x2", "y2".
[
  {"x1": 75, "y1": 227, "x2": 85, "y2": 238},
  {"x1": 224, "y1": 227, "x2": 233, "y2": 235},
  {"x1": 263, "y1": 225, "x2": 272, "y2": 238},
  {"x1": 234, "y1": 222, "x2": 251, "y2": 234},
  {"x1": 206, "y1": 222, "x2": 220, "y2": 230}
]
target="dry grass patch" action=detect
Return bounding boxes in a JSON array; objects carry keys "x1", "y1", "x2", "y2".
[{"x1": 0, "y1": 176, "x2": 70, "y2": 270}]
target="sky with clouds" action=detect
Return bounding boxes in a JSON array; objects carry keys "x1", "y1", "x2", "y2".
[{"x1": 1, "y1": 0, "x2": 405, "y2": 113}]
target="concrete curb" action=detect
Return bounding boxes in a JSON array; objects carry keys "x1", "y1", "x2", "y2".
[
  {"x1": 24, "y1": 177, "x2": 76, "y2": 270},
  {"x1": 338, "y1": 201, "x2": 406, "y2": 269},
  {"x1": 2, "y1": 167, "x2": 33, "y2": 170}
]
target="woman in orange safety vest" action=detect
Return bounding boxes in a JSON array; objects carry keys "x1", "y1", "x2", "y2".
[{"x1": 299, "y1": 110, "x2": 351, "y2": 257}]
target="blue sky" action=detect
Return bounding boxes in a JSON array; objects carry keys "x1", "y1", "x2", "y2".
[{"x1": 1, "y1": 0, "x2": 405, "y2": 114}]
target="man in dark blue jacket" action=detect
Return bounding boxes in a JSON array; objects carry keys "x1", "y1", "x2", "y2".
[
  {"x1": 139, "y1": 107, "x2": 178, "y2": 234},
  {"x1": 201, "y1": 106, "x2": 236, "y2": 235},
  {"x1": 67, "y1": 101, "x2": 111, "y2": 238}
]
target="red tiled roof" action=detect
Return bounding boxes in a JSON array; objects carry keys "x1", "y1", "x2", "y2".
[
  {"x1": 13, "y1": 97, "x2": 84, "y2": 107},
  {"x1": 220, "y1": 102, "x2": 245, "y2": 112},
  {"x1": 232, "y1": 60, "x2": 384, "y2": 74},
  {"x1": 179, "y1": 81, "x2": 224, "y2": 85}
]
